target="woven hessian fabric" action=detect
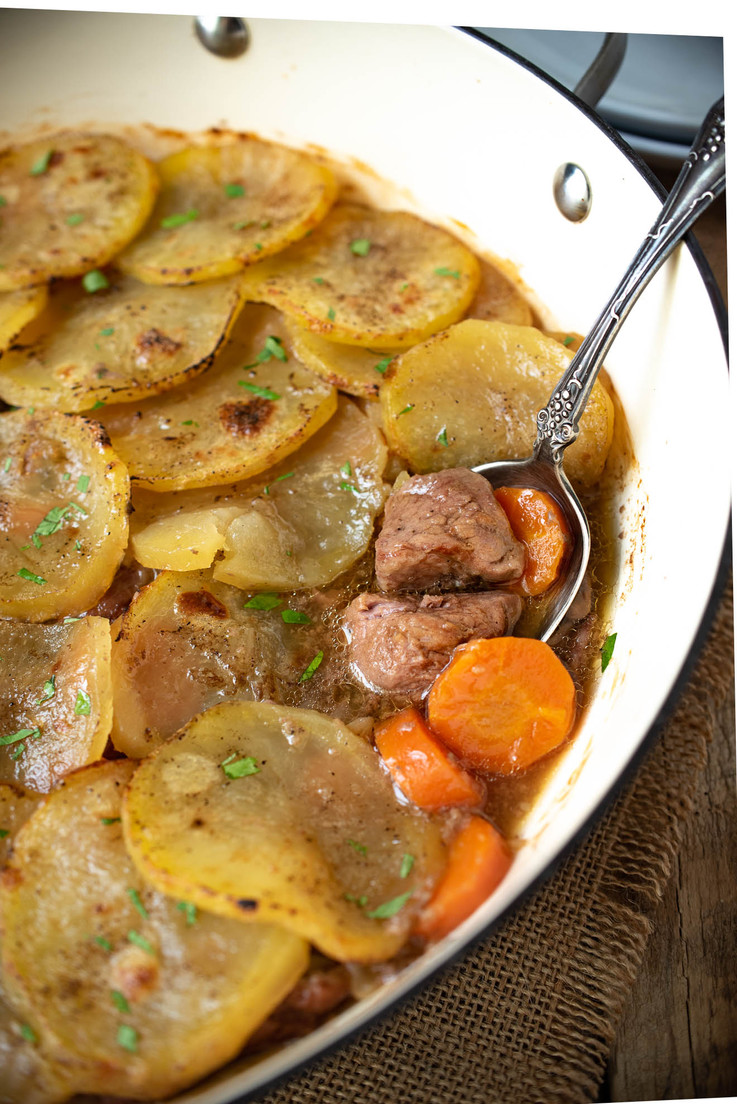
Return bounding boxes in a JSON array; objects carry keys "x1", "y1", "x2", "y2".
[{"x1": 258, "y1": 579, "x2": 733, "y2": 1104}]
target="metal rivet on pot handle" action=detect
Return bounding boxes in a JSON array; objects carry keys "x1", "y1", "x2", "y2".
[
  {"x1": 553, "y1": 163, "x2": 592, "y2": 223},
  {"x1": 194, "y1": 16, "x2": 250, "y2": 58}
]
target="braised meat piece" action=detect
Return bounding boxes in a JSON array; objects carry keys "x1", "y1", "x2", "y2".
[
  {"x1": 375, "y1": 468, "x2": 525, "y2": 592},
  {"x1": 344, "y1": 590, "x2": 522, "y2": 699}
]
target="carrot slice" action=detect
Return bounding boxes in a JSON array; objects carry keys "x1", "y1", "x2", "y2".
[
  {"x1": 414, "y1": 815, "x2": 512, "y2": 941},
  {"x1": 494, "y1": 486, "x2": 571, "y2": 597},
  {"x1": 374, "y1": 706, "x2": 485, "y2": 811},
  {"x1": 426, "y1": 637, "x2": 576, "y2": 775}
]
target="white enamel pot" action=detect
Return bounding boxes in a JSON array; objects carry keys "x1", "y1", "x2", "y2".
[{"x1": 0, "y1": 14, "x2": 730, "y2": 1103}]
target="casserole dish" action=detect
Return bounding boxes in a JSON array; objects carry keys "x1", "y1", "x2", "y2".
[{"x1": 0, "y1": 13, "x2": 730, "y2": 1103}]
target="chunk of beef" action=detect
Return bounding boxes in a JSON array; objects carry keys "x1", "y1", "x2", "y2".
[
  {"x1": 344, "y1": 590, "x2": 522, "y2": 699},
  {"x1": 375, "y1": 468, "x2": 525, "y2": 592}
]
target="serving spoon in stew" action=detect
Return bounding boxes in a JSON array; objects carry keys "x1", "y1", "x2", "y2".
[{"x1": 473, "y1": 96, "x2": 725, "y2": 642}]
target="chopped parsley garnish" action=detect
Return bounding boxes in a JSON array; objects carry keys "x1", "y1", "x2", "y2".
[
  {"x1": 365, "y1": 890, "x2": 413, "y2": 919},
  {"x1": 339, "y1": 481, "x2": 357, "y2": 494},
  {"x1": 233, "y1": 219, "x2": 254, "y2": 231},
  {"x1": 127, "y1": 888, "x2": 149, "y2": 919},
  {"x1": 94, "y1": 936, "x2": 113, "y2": 951},
  {"x1": 17, "y1": 568, "x2": 46, "y2": 586},
  {"x1": 224, "y1": 182, "x2": 245, "y2": 198},
  {"x1": 221, "y1": 755, "x2": 261, "y2": 779},
  {"x1": 20, "y1": 1023, "x2": 38, "y2": 1044},
  {"x1": 563, "y1": 335, "x2": 575, "y2": 347},
  {"x1": 30, "y1": 148, "x2": 53, "y2": 176},
  {"x1": 254, "y1": 242, "x2": 263, "y2": 251},
  {"x1": 436, "y1": 426, "x2": 449, "y2": 448},
  {"x1": 263, "y1": 471, "x2": 295, "y2": 495},
  {"x1": 65, "y1": 213, "x2": 84, "y2": 226},
  {"x1": 244, "y1": 335, "x2": 288, "y2": 370},
  {"x1": 0, "y1": 727, "x2": 40, "y2": 748},
  {"x1": 117, "y1": 1024, "x2": 138, "y2": 1053},
  {"x1": 0, "y1": 829, "x2": 9, "y2": 839},
  {"x1": 31, "y1": 504, "x2": 73, "y2": 543},
  {"x1": 37, "y1": 676, "x2": 56, "y2": 704},
  {"x1": 74, "y1": 690, "x2": 92, "y2": 716},
  {"x1": 260, "y1": 219, "x2": 271, "y2": 229},
  {"x1": 91, "y1": 400, "x2": 106, "y2": 410},
  {"x1": 374, "y1": 356, "x2": 393, "y2": 375},
  {"x1": 76, "y1": 474, "x2": 90, "y2": 493},
  {"x1": 127, "y1": 930, "x2": 154, "y2": 955},
  {"x1": 160, "y1": 208, "x2": 199, "y2": 229},
  {"x1": 434, "y1": 266, "x2": 460, "y2": 279},
  {"x1": 61, "y1": 472, "x2": 71, "y2": 481},
  {"x1": 299, "y1": 651, "x2": 323, "y2": 683},
  {"x1": 313, "y1": 276, "x2": 325, "y2": 285},
  {"x1": 350, "y1": 238, "x2": 371, "y2": 256},
  {"x1": 344, "y1": 893, "x2": 369, "y2": 907},
  {"x1": 601, "y1": 632, "x2": 617, "y2": 672},
  {"x1": 347, "y1": 839, "x2": 367, "y2": 856},
  {"x1": 239, "y1": 381, "x2": 281, "y2": 400},
  {"x1": 400, "y1": 852, "x2": 415, "y2": 878},
  {"x1": 0, "y1": 196, "x2": 6, "y2": 207},
  {"x1": 101, "y1": 816, "x2": 121, "y2": 826},
  {"x1": 63, "y1": 616, "x2": 82, "y2": 624},
  {"x1": 396, "y1": 404, "x2": 414, "y2": 417},
  {"x1": 340, "y1": 461, "x2": 352, "y2": 477},
  {"x1": 244, "y1": 593, "x2": 281, "y2": 611},
  {"x1": 2, "y1": 458, "x2": 10, "y2": 473},
  {"x1": 82, "y1": 269, "x2": 109, "y2": 293},
  {"x1": 281, "y1": 609, "x2": 311, "y2": 625},
  {"x1": 177, "y1": 900, "x2": 198, "y2": 925},
  {"x1": 181, "y1": 419, "x2": 199, "y2": 427},
  {"x1": 327, "y1": 308, "x2": 336, "y2": 321},
  {"x1": 99, "y1": 326, "x2": 115, "y2": 336},
  {"x1": 111, "y1": 989, "x2": 130, "y2": 1013}
]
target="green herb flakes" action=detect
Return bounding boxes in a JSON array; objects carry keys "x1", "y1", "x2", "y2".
[
  {"x1": 339, "y1": 481, "x2": 357, "y2": 494},
  {"x1": 396, "y1": 404, "x2": 414, "y2": 417},
  {"x1": 101, "y1": 816, "x2": 121, "y2": 826},
  {"x1": 374, "y1": 356, "x2": 393, "y2": 375},
  {"x1": 82, "y1": 269, "x2": 109, "y2": 294},
  {"x1": 434, "y1": 267, "x2": 460, "y2": 279},
  {"x1": 30, "y1": 148, "x2": 54, "y2": 176},
  {"x1": 299, "y1": 651, "x2": 324, "y2": 683},
  {"x1": 233, "y1": 219, "x2": 254, "y2": 231},
  {"x1": 350, "y1": 238, "x2": 371, "y2": 256},
  {"x1": 111, "y1": 989, "x2": 130, "y2": 1013},
  {"x1": 239, "y1": 381, "x2": 281, "y2": 400},
  {"x1": 61, "y1": 472, "x2": 71, "y2": 482},
  {"x1": 365, "y1": 891, "x2": 413, "y2": 920},
  {"x1": 62, "y1": 616, "x2": 82, "y2": 624},
  {"x1": 254, "y1": 242, "x2": 263, "y2": 251},
  {"x1": 244, "y1": 593, "x2": 281, "y2": 611},
  {"x1": 400, "y1": 852, "x2": 415, "y2": 879},
  {"x1": 94, "y1": 936, "x2": 113, "y2": 951},
  {"x1": 222, "y1": 755, "x2": 261, "y2": 779},
  {"x1": 0, "y1": 727, "x2": 40, "y2": 748},
  {"x1": 436, "y1": 426, "x2": 449, "y2": 447},
  {"x1": 347, "y1": 839, "x2": 367, "y2": 856},
  {"x1": 65, "y1": 213, "x2": 84, "y2": 226},
  {"x1": 181, "y1": 419, "x2": 199, "y2": 427},
  {"x1": 340, "y1": 461, "x2": 352, "y2": 477},
  {"x1": 281, "y1": 609, "x2": 311, "y2": 625},
  {"x1": 17, "y1": 568, "x2": 46, "y2": 586},
  {"x1": 2, "y1": 457, "x2": 11, "y2": 473},
  {"x1": 117, "y1": 1024, "x2": 138, "y2": 1053},
  {"x1": 37, "y1": 676, "x2": 56, "y2": 704},
  {"x1": 327, "y1": 308, "x2": 336, "y2": 321},
  {"x1": 177, "y1": 900, "x2": 198, "y2": 925},
  {"x1": 601, "y1": 632, "x2": 617, "y2": 672},
  {"x1": 20, "y1": 1023, "x2": 38, "y2": 1044},
  {"x1": 76, "y1": 474, "x2": 90, "y2": 493},
  {"x1": 127, "y1": 930, "x2": 154, "y2": 955},
  {"x1": 563, "y1": 335, "x2": 574, "y2": 347},
  {"x1": 127, "y1": 887, "x2": 149, "y2": 920},
  {"x1": 160, "y1": 208, "x2": 199, "y2": 229},
  {"x1": 344, "y1": 893, "x2": 369, "y2": 907},
  {"x1": 74, "y1": 690, "x2": 92, "y2": 716},
  {"x1": 0, "y1": 828, "x2": 9, "y2": 839},
  {"x1": 0, "y1": 196, "x2": 6, "y2": 207},
  {"x1": 91, "y1": 400, "x2": 106, "y2": 410},
  {"x1": 224, "y1": 182, "x2": 245, "y2": 198},
  {"x1": 313, "y1": 276, "x2": 325, "y2": 285},
  {"x1": 99, "y1": 326, "x2": 115, "y2": 336}
]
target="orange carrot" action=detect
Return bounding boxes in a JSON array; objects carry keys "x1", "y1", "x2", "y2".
[
  {"x1": 414, "y1": 815, "x2": 512, "y2": 941},
  {"x1": 427, "y1": 636, "x2": 576, "y2": 775},
  {"x1": 374, "y1": 706, "x2": 485, "y2": 811},
  {"x1": 494, "y1": 486, "x2": 571, "y2": 597}
]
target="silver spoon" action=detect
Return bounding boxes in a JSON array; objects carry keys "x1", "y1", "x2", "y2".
[{"x1": 473, "y1": 96, "x2": 725, "y2": 642}]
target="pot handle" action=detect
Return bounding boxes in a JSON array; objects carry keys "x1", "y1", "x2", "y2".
[{"x1": 573, "y1": 32, "x2": 627, "y2": 109}]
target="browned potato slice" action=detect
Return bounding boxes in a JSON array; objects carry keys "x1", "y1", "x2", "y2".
[
  {"x1": 0, "y1": 760, "x2": 309, "y2": 1100},
  {"x1": 0, "y1": 132, "x2": 158, "y2": 291},
  {"x1": 0, "y1": 782, "x2": 42, "y2": 864},
  {"x1": 240, "y1": 203, "x2": 480, "y2": 348},
  {"x1": 283, "y1": 318, "x2": 403, "y2": 397},
  {"x1": 0, "y1": 273, "x2": 245, "y2": 414},
  {"x1": 117, "y1": 141, "x2": 337, "y2": 285},
  {"x1": 131, "y1": 396, "x2": 388, "y2": 588},
  {"x1": 0, "y1": 286, "x2": 48, "y2": 351},
  {"x1": 466, "y1": 258, "x2": 534, "y2": 326},
  {"x1": 0, "y1": 617, "x2": 112, "y2": 793},
  {"x1": 0, "y1": 410, "x2": 129, "y2": 620},
  {"x1": 99, "y1": 304, "x2": 336, "y2": 491},
  {"x1": 381, "y1": 319, "x2": 614, "y2": 487},
  {"x1": 123, "y1": 701, "x2": 446, "y2": 963},
  {"x1": 110, "y1": 567, "x2": 376, "y2": 760}
]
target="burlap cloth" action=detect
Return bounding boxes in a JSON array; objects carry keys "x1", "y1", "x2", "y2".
[{"x1": 259, "y1": 575, "x2": 734, "y2": 1104}]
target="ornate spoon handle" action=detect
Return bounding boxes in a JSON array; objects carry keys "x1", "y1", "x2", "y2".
[{"x1": 535, "y1": 97, "x2": 725, "y2": 466}]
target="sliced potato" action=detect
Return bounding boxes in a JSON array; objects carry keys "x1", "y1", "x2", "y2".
[
  {"x1": 0, "y1": 760, "x2": 309, "y2": 1100},
  {"x1": 0, "y1": 286, "x2": 48, "y2": 352},
  {"x1": 0, "y1": 273, "x2": 246, "y2": 414},
  {"x1": 0, "y1": 782, "x2": 42, "y2": 864},
  {"x1": 123, "y1": 701, "x2": 446, "y2": 962},
  {"x1": 110, "y1": 566, "x2": 379, "y2": 759},
  {"x1": 380, "y1": 319, "x2": 614, "y2": 487},
  {"x1": 0, "y1": 617, "x2": 112, "y2": 793},
  {"x1": 240, "y1": 203, "x2": 480, "y2": 348},
  {"x1": 0, "y1": 410, "x2": 129, "y2": 620},
  {"x1": 466, "y1": 258, "x2": 534, "y2": 326},
  {"x1": 283, "y1": 318, "x2": 402, "y2": 397},
  {"x1": 0, "y1": 987, "x2": 71, "y2": 1104},
  {"x1": 131, "y1": 396, "x2": 388, "y2": 589},
  {"x1": 0, "y1": 132, "x2": 158, "y2": 291},
  {"x1": 117, "y1": 140, "x2": 337, "y2": 285},
  {"x1": 99, "y1": 304, "x2": 336, "y2": 491}
]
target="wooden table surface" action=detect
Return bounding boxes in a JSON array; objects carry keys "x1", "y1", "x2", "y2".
[{"x1": 597, "y1": 166, "x2": 736, "y2": 1101}]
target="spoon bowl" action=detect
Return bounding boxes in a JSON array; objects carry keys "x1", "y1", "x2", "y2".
[{"x1": 474, "y1": 96, "x2": 725, "y2": 641}]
